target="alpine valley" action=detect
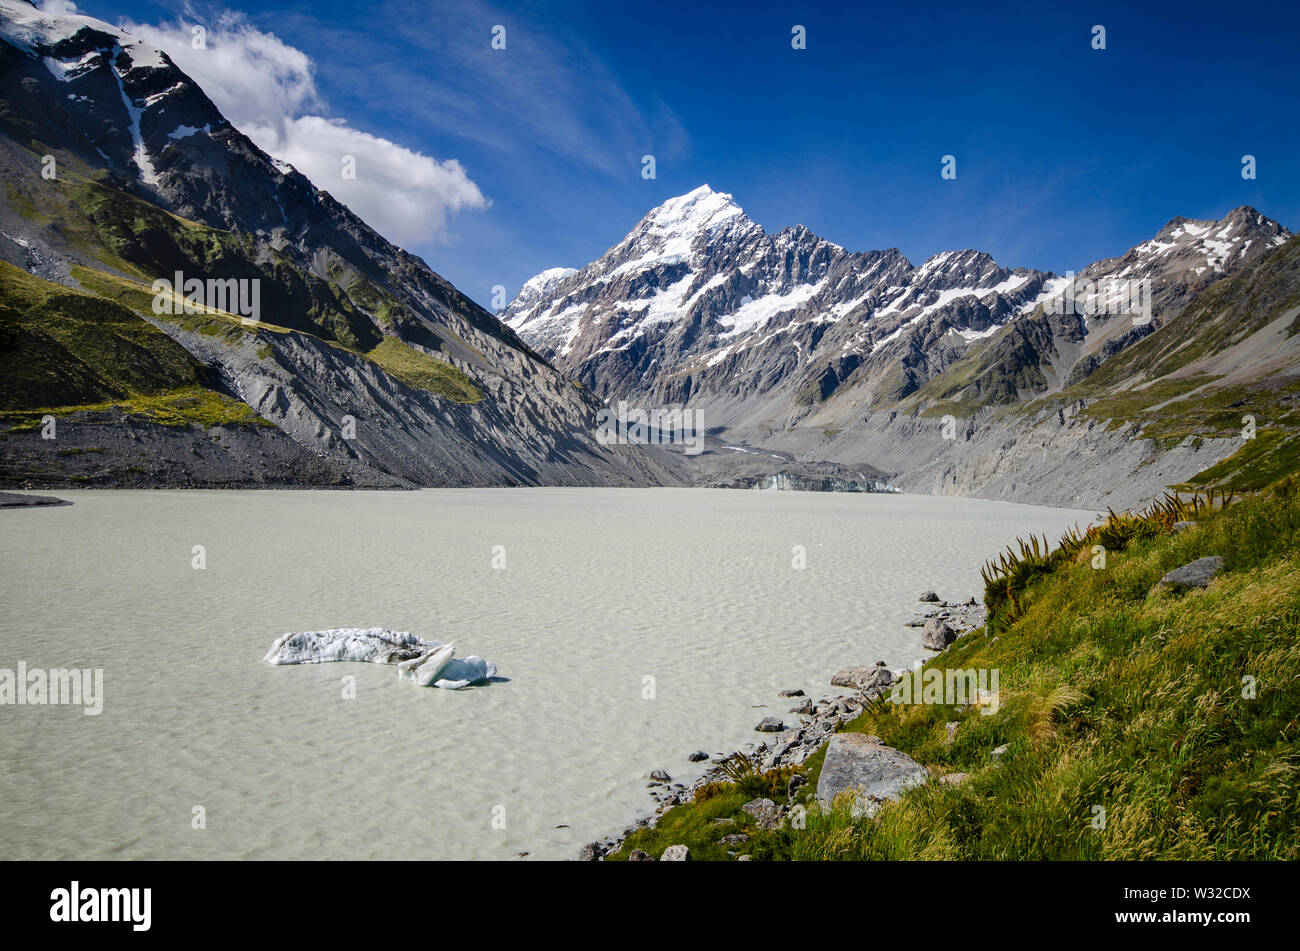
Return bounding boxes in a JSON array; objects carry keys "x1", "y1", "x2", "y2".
[{"x1": 3, "y1": 0, "x2": 1298, "y2": 509}]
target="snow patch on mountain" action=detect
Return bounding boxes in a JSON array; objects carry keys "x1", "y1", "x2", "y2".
[
  {"x1": 718, "y1": 280, "x2": 825, "y2": 337},
  {"x1": 2, "y1": 1, "x2": 168, "y2": 69}
]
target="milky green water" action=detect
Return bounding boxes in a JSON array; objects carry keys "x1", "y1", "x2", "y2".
[{"x1": 0, "y1": 488, "x2": 1096, "y2": 860}]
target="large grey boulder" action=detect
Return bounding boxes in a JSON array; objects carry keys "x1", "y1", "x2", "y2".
[
  {"x1": 922, "y1": 617, "x2": 957, "y2": 650},
  {"x1": 755, "y1": 717, "x2": 785, "y2": 732},
  {"x1": 1159, "y1": 556, "x2": 1225, "y2": 590},
  {"x1": 831, "y1": 666, "x2": 895, "y2": 691},
  {"x1": 660, "y1": 844, "x2": 691, "y2": 861},
  {"x1": 815, "y1": 734, "x2": 928, "y2": 818},
  {"x1": 918, "y1": 591, "x2": 940, "y2": 602}
]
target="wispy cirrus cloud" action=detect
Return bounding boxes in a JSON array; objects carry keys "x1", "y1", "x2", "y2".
[
  {"x1": 120, "y1": 7, "x2": 488, "y2": 247},
  {"x1": 280, "y1": 0, "x2": 690, "y2": 181}
]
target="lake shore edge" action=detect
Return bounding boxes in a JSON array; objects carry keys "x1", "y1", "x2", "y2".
[{"x1": 583, "y1": 594, "x2": 988, "y2": 860}]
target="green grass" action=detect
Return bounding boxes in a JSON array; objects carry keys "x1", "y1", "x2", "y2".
[
  {"x1": 609, "y1": 789, "x2": 759, "y2": 861},
  {"x1": 1182, "y1": 429, "x2": 1300, "y2": 492},
  {"x1": 8, "y1": 159, "x2": 385, "y2": 350},
  {"x1": 0, "y1": 385, "x2": 275, "y2": 431},
  {"x1": 0, "y1": 260, "x2": 208, "y2": 410},
  {"x1": 619, "y1": 478, "x2": 1300, "y2": 860},
  {"x1": 365, "y1": 338, "x2": 482, "y2": 403}
]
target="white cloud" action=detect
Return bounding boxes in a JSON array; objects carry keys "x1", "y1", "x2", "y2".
[
  {"x1": 36, "y1": 1, "x2": 81, "y2": 14},
  {"x1": 121, "y1": 10, "x2": 487, "y2": 246}
]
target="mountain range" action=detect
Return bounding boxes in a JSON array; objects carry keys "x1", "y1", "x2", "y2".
[{"x1": 507, "y1": 185, "x2": 1299, "y2": 508}]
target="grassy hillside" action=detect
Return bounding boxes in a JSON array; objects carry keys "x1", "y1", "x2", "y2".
[
  {"x1": 613, "y1": 477, "x2": 1300, "y2": 860},
  {"x1": 2, "y1": 257, "x2": 481, "y2": 435},
  {"x1": 0, "y1": 259, "x2": 279, "y2": 432},
  {"x1": 5, "y1": 154, "x2": 484, "y2": 410},
  {"x1": 366, "y1": 338, "x2": 482, "y2": 403},
  {"x1": 7, "y1": 167, "x2": 386, "y2": 350}
]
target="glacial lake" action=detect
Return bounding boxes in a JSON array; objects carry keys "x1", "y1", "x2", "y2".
[{"x1": 0, "y1": 488, "x2": 1097, "y2": 860}]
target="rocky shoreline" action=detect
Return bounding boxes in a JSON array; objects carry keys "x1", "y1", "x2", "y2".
[{"x1": 581, "y1": 591, "x2": 988, "y2": 860}]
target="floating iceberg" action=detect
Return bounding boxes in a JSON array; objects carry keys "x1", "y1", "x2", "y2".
[{"x1": 263, "y1": 628, "x2": 497, "y2": 690}]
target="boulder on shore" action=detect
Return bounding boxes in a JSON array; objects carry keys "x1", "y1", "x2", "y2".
[
  {"x1": 660, "y1": 844, "x2": 691, "y2": 861},
  {"x1": 816, "y1": 734, "x2": 928, "y2": 818},
  {"x1": 918, "y1": 591, "x2": 940, "y2": 602},
  {"x1": 755, "y1": 716, "x2": 785, "y2": 732},
  {"x1": 831, "y1": 666, "x2": 895, "y2": 691},
  {"x1": 922, "y1": 617, "x2": 957, "y2": 650}
]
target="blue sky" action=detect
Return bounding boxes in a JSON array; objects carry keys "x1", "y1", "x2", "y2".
[{"x1": 69, "y1": 0, "x2": 1300, "y2": 309}]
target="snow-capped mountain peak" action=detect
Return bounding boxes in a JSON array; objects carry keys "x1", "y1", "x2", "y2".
[
  {"x1": 503, "y1": 186, "x2": 1054, "y2": 396},
  {"x1": 1, "y1": 0, "x2": 170, "y2": 73},
  {"x1": 506, "y1": 190, "x2": 1292, "y2": 416},
  {"x1": 604, "y1": 184, "x2": 756, "y2": 280},
  {"x1": 642, "y1": 184, "x2": 744, "y2": 234},
  {"x1": 1091, "y1": 205, "x2": 1290, "y2": 281},
  {"x1": 517, "y1": 266, "x2": 578, "y2": 300}
]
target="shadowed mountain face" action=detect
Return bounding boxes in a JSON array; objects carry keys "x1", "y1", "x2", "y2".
[
  {"x1": 0, "y1": 0, "x2": 682, "y2": 488},
  {"x1": 507, "y1": 184, "x2": 1298, "y2": 507}
]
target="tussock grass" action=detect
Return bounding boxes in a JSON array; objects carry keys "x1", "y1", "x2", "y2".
[{"x1": 981, "y1": 489, "x2": 1234, "y2": 631}]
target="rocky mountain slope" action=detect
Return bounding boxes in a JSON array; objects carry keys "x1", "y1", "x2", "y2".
[
  {"x1": 0, "y1": 0, "x2": 681, "y2": 489},
  {"x1": 509, "y1": 185, "x2": 1296, "y2": 508},
  {"x1": 506, "y1": 185, "x2": 1061, "y2": 411}
]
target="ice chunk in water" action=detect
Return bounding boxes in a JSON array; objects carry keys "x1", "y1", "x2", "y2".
[{"x1": 264, "y1": 628, "x2": 497, "y2": 689}]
